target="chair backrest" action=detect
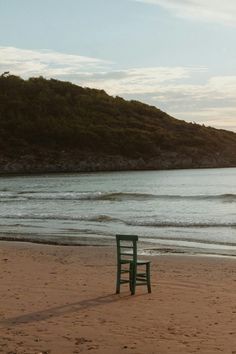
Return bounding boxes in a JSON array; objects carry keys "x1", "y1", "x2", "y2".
[{"x1": 116, "y1": 234, "x2": 138, "y2": 264}]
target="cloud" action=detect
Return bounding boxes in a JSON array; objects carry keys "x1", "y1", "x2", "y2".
[
  {"x1": 0, "y1": 46, "x2": 236, "y2": 131},
  {"x1": 0, "y1": 46, "x2": 107, "y2": 78},
  {"x1": 85, "y1": 69, "x2": 236, "y2": 131},
  {"x1": 148, "y1": 77, "x2": 236, "y2": 130},
  {"x1": 151, "y1": 76, "x2": 236, "y2": 106},
  {"x1": 132, "y1": 0, "x2": 236, "y2": 26},
  {"x1": 174, "y1": 107, "x2": 236, "y2": 132},
  {"x1": 82, "y1": 66, "x2": 206, "y2": 94}
]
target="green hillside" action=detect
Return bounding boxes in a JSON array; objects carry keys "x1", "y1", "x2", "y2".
[{"x1": 0, "y1": 73, "x2": 236, "y2": 172}]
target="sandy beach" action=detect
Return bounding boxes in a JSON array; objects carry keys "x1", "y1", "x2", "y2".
[{"x1": 0, "y1": 241, "x2": 236, "y2": 354}]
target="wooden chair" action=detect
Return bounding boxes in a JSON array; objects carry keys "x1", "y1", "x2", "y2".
[{"x1": 116, "y1": 234, "x2": 151, "y2": 295}]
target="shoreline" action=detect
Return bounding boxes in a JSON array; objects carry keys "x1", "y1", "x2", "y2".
[
  {"x1": 1, "y1": 236, "x2": 236, "y2": 260},
  {"x1": 1, "y1": 242, "x2": 236, "y2": 353},
  {"x1": 0, "y1": 165, "x2": 236, "y2": 176}
]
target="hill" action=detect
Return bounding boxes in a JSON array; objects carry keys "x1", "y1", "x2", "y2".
[{"x1": 0, "y1": 73, "x2": 236, "y2": 173}]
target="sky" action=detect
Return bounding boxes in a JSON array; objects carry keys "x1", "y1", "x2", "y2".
[{"x1": 0, "y1": 0, "x2": 236, "y2": 131}]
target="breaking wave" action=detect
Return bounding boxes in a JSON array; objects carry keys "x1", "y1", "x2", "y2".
[
  {"x1": 1, "y1": 213, "x2": 236, "y2": 228},
  {"x1": 125, "y1": 220, "x2": 236, "y2": 228},
  {"x1": 0, "y1": 191, "x2": 236, "y2": 202},
  {"x1": 2, "y1": 213, "x2": 120, "y2": 223}
]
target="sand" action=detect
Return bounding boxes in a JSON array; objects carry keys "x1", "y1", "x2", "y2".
[{"x1": 0, "y1": 241, "x2": 236, "y2": 354}]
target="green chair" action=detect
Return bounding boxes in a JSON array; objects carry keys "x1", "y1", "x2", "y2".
[{"x1": 116, "y1": 234, "x2": 151, "y2": 295}]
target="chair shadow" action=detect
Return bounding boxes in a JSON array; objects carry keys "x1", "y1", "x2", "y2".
[{"x1": 0, "y1": 292, "x2": 138, "y2": 327}]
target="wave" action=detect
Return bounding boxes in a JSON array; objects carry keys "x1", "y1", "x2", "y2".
[
  {"x1": 2, "y1": 213, "x2": 120, "y2": 223},
  {"x1": 0, "y1": 191, "x2": 236, "y2": 202},
  {"x1": 125, "y1": 220, "x2": 236, "y2": 228},
  {"x1": 141, "y1": 235, "x2": 236, "y2": 247},
  {"x1": 1, "y1": 213, "x2": 236, "y2": 228}
]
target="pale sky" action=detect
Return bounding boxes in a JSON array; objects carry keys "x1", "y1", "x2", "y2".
[{"x1": 0, "y1": 0, "x2": 236, "y2": 131}]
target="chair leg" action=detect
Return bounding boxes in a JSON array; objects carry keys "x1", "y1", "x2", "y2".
[
  {"x1": 116, "y1": 264, "x2": 121, "y2": 294},
  {"x1": 131, "y1": 264, "x2": 137, "y2": 295},
  {"x1": 147, "y1": 263, "x2": 151, "y2": 293},
  {"x1": 129, "y1": 263, "x2": 133, "y2": 292}
]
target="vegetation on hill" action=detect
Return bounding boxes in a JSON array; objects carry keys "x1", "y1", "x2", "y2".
[{"x1": 0, "y1": 73, "x2": 236, "y2": 171}]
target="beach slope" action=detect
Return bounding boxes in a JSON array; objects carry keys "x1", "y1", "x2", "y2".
[{"x1": 0, "y1": 242, "x2": 236, "y2": 354}]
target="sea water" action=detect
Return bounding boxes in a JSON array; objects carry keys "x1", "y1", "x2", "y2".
[{"x1": 0, "y1": 168, "x2": 235, "y2": 256}]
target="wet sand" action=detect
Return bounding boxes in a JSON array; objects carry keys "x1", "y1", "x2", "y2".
[{"x1": 0, "y1": 241, "x2": 236, "y2": 354}]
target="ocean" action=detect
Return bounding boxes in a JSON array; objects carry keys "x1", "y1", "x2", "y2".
[{"x1": 0, "y1": 168, "x2": 236, "y2": 256}]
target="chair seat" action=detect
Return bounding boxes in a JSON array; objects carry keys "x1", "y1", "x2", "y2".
[
  {"x1": 136, "y1": 260, "x2": 150, "y2": 265},
  {"x1": 120, "y1": 259, "x2": 150, "y2": 265}
]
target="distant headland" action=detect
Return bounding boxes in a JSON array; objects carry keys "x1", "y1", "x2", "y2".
[{"x1": 0, "y1": 73, "x2": 236, "y2": 174}]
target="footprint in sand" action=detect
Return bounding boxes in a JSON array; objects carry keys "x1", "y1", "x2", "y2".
[{"x1": 75, "y1": 337, "x2": 92, "y2": 345}]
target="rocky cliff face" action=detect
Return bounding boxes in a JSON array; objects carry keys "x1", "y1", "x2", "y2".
[{"x1": 0, "y1": 151, "x2": 235, "y2": 174}]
